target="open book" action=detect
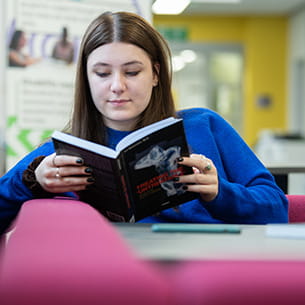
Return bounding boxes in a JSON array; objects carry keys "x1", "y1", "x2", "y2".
[{"x1": 52, "y1": 117, "x2": 197, "y2": 222}]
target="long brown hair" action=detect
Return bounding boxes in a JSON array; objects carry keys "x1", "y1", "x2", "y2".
[{"x1": 67, "y1": 11, "x2": 176, "y2": 144}]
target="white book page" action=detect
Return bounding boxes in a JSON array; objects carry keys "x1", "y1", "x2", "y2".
[
  {"x1": 52, "y1": 131, "x2": 119, "y2": 158},
  {"x1": 52, "y1": 117, "x2": 180, "y2": 158},
  {"x1": 116, "y1": 117, "x2": 179, "y2": 151}
]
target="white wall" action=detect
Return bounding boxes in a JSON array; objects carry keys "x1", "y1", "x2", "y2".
[
  {"x1": 288, "y1": 8, "x2": 305, "y2": 134},
  {"x1": 0, "y1": 1, "x2": 6, "y2": 175}
]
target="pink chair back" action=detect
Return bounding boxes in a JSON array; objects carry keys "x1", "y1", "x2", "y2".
[
  {"x1": 287, "y1": 194, "x2": 305, "y2": 223},
  {"x1": 0, "y1": 198, "x2": 170, "y2": 305},
  {"x1": 165, "y1": 260, "x2": 305, "y2": 305}
]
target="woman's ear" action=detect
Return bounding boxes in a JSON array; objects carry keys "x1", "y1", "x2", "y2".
[{"x1": 152, "y1": 63, "x2": 159, "y2": 87}]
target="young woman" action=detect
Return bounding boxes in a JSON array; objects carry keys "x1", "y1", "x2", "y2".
[
  {"x1": 0, "y1": 11, "x2": 288, "y2": 234},
  {"x1": 51, "y1": 27, "x2": 74, "y2": 64},
  {"x1": 8, "y1": 30, "x2": 40, "y2": 67}
]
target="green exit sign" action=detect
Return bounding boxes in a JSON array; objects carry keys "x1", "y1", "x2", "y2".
[{"x1": 157, "y1": 27, "x2": 188, "y2": 42}]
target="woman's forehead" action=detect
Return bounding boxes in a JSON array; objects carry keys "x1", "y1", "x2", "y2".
[{"x1": 87, "y1": 42, "x2": 152, "y2": 67}]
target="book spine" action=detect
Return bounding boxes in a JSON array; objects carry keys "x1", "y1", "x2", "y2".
[
  {"x1": 100, "y1": 159, "x2": 132, "y2": 222},
  {"x1": 116, "y1": 156, "x2": 129, "y2": 209},
  {"x1": 117, "y1": 156, "x2": 136, "y2": 219},
  {"x1": 120, "y1": 174, "x2": 131, "y2": 209}
]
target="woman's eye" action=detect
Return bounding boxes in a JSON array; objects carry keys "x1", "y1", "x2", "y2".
[
  {"x1": 96, "y1": 72, "x2": 110, "y2": 77},
  {"x1": 126, "y1": 71, "x2": 139, "y2": 76}
]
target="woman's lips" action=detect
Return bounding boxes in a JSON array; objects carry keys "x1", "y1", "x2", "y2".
[{"x1": 108, "y1": 99, "x2": 130, "y2": 106}]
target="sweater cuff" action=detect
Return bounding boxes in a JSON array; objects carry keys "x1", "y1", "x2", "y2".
[{"x1": 22, "y1": 155, "x2": 53, "y2": 198}]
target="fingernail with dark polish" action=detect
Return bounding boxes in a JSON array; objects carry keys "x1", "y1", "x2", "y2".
[
  {"x1": 173, "y1": 177, "x2": 180, "y2": 182},
  {"x1": 182, "y1": 185, "x2": 188, "y2": 191},
  {"x1": 177, "y1": 157, "x2": 184, "y2": 162},
  {"x1": 87, "y1": 177, "x2": 95, "y2": 183},
  {"x1": 76, "y1": 158, "x2": 83, "y2": 164},
  {"x1": 85, "y1": 167, "x2": 92, "y2": 173}
]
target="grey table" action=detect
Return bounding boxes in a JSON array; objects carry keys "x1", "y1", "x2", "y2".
[{"x1": 115, "y1": 223, "x2": 305, "y2": 262}]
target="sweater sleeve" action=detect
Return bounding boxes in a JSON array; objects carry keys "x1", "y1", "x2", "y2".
[
  {"x1": 175, "y1": 108, "x2": 288, "y2": 224},
  {"x1": 201, "y1": 111, "x2": 288, "y2": 224},
  {"x1": 0, "y1": 141, "x2": 56, "y2": 234}
]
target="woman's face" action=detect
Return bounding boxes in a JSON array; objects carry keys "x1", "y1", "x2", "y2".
[
  {"x1": 87, "y1": 42, "x2": 158, "y2": 131},
  {"x1": 18, "y1": 32, "x2": 26, "y2": 49}
]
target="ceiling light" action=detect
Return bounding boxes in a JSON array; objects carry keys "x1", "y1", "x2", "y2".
[
  {"x1": 172, "y1": 56, "x2": 186, "y2": 72},
  {"x1": 152, "y1": 0, "x2": 191, "y2": 15},
  {"x1": 180, "y1": 50, "x2": 197, "y2": 63}
]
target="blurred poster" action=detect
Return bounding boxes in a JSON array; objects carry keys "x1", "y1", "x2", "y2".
[
  {"x1": 0, "y1": 6, "x2": 5, "y2": 175},
  {"x1": 4, "y1": 0, "x2": 151, "y2": 169}
]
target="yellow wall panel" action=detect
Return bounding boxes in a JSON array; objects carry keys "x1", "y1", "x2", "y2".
[{"x1": 154, "y1": 15, "x2": 287, "y2": 147}]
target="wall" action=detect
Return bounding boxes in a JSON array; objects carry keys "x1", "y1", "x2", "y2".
[
  {"x1": 2, "y1": 0, "x2": 152, "y2": 172},
  {"x1": 289, "y1": 9, "x2": 305, "y2": 134},
  {"x1": 0, "y1": 4, "x2": 5, "y2": 174},
  {"x1": 153, "y1": 15, "x2": 288, "y2": 147}
]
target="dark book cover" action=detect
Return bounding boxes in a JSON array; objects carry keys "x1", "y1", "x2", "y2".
[
  {"x1": 53, "y1": 139, "x2": 131, "y2": 221},
  {"x1": 52, "y1": 118, "x2": 197, "y2": 222},
  {"x1": 120, "y1": 120, "x2": 196, "y2": 221}
]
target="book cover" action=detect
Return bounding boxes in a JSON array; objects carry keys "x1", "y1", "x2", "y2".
[{"x1": 52, "y1": 117, "x2": 197, "y2": 222}]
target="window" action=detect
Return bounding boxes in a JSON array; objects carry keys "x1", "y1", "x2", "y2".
[{"x1": 170, "y1": 42, "x2": 244, "y2": 135}]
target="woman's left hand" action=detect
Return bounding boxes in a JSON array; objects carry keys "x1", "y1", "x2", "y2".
[{"x1": 177, "y1": 154, "x2": 218, "y2": 202}]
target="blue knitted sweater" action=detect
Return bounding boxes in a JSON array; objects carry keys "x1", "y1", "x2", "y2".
[{"x1": 0, "y1": 108, "x2": 288, "y2": 233}]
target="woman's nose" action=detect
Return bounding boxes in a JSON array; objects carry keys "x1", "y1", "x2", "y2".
[{"x1": 110, "y1": 73, "x2": 126, "y2": 93}]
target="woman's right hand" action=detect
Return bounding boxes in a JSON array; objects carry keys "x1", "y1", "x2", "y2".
[{"x1": 35, "y1": 153, "x2": 94, "y2": 193}]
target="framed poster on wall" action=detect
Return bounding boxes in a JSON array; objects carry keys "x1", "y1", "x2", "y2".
[{"x1": 2, "y1": 0, "x2": 151, "y2": 171}]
